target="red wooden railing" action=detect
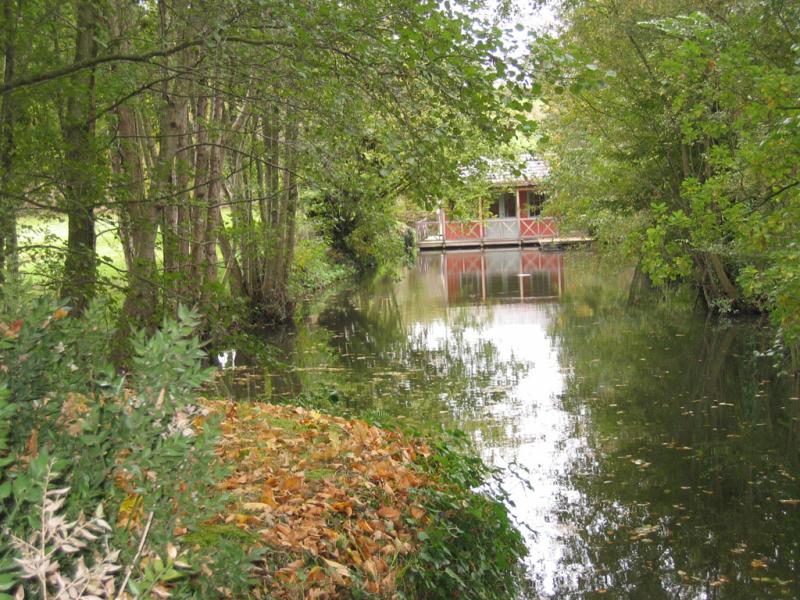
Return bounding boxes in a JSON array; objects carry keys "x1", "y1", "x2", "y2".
[{"x1": 415, "y1": 217, "x2": 558, "y2": 243}]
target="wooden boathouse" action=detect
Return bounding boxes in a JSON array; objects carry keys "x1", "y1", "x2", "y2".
[{"x1": 415, "y1": 155, "x2": 591, "y2": 250}]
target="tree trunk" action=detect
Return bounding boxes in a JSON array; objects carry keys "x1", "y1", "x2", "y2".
[
  {"x1": 257, "y1": 107, "x2": 281, "y2": 307},
  {"x1": 279, "y1": 117, "x2": 299, "y2": 310},
  {"x1": 155, "y1": 0, "x2": 190, "y2": 312},
  {"x1": 159, "y1": 96, "x2": 185, "y2": 297},
  {"x1": 176, "y1": 104, "x2": 192, "y2": 266},
  {"x1": 60, "y1": 0, "x2": 99, "y2": 312},
  {"x1": 108, "y1": 0, "x2": 162, "y2": 343},
  {"x1": 706, "y1": 252, "x2": 738, "y2": 301},
  {"x1": 189, "y1": 91, "x2": 210, "y2": 297},
  {"x1": 627, "y1": 260, "x2": 656, "y2": 306},
  {"x1": 0, "y1": 0, "x2": 17, "y2": 281},
  {"x1": 694, "y1": 251, "x2": 739, "y2": 311},
  {"x1": 204, "y1": 92, "x2": 224, "y2": 285},
  {"x1": 116, "y1": 103, "x2": 160, "y2": 330}
]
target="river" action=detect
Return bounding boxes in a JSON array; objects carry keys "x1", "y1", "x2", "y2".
[{"x1": 216, "y1": 248, "x2": 800, "y2": 598}]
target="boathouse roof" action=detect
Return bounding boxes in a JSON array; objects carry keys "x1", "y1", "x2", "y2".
[
  {"x1": 485, "y1": 154, "x2": 550, "y2": 185},
  {"x1": 461, "y1": 154, "x2": 550, "y2": 186}
]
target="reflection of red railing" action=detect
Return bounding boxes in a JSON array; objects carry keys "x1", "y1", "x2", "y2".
[
  {"x1": 445, "y1": 252, "x2": 484, "y2": 273},
  {"x1": 443, "y1": 249, "x2": 565, "y2": 302},
  {"x1": 520, "y1": 251, "x2": 563, "y2": 272}
]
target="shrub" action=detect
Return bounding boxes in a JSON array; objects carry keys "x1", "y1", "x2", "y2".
[
  {"x1": 0, "y1": 290, "x2": 249, "y2": 598},
  {"x1": 400, "y1": 429, "x2": 528, "y2": 599}
]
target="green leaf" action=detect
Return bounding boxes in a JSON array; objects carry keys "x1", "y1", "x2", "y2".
[
  {"x1": 0, "y1": 481, "x2": 11, "y2": 501},
  {"x1": 0, "y1": 574, "x2": 18, "y2": 592}
]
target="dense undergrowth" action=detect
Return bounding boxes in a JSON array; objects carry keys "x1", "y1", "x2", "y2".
[{"x1": 0, "y1": 286, "x2": 527, "y2": 599}]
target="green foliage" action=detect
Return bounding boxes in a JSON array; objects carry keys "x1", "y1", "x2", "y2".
[
  {"x1": 536, "y1": 0, "x2": 800, "y2": 347},
  {"x1": 0, "y1": 287, "x2": 254, "y2": 598},
  {"x1": 3, "y1": 0, "x2": 533, "y2": 327},
  {"x1": 400, "y1": 429, "x2": 528, "y2": 599},
  {"x1": 306, "y1": 189, "x2": 410, "y2": 275},
  {"x1": 290, "y1": 213, "x2": 355, "y2": 296}
]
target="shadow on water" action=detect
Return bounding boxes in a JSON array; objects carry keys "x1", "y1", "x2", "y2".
[
  {"x1": 212, "y1": 248, "x2": 800, "y2": 598},
  {"x1": 550, "y1": 267, "x2": 800, "y2": 599}
]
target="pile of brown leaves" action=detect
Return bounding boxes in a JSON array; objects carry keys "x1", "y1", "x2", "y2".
[{"x1": 205, "y1": 400, "x2": 434, "y2": 599}]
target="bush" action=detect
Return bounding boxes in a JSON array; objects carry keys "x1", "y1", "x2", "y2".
[
  {"x1": 399, "y1": 429, "x2": 528, "y2": 599},
  {"x1": 0, "y1": 289, "x2": 250, "y2": 598},
  {"x1": 290, "y1": 221, "x2": 353, "y2": 303}
]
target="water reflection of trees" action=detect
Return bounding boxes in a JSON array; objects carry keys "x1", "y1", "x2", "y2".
[
  {"x1": 550, "y1": 274, "x2": 800, "y2": 598},
  {"x1": 311, "y1": 286, "x2": 532, "y2": 445}
]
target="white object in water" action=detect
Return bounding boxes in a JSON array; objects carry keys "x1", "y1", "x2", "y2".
[{"x1": 217, "y1": 349, "x2": 237, "y2": 369}]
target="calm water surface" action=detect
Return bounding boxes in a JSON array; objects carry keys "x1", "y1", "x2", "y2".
[{"x1": 218, "y1": 249, "x2": 800, "y2": 599}]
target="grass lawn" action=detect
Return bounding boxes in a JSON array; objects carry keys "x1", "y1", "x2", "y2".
[
  {"x1": 15, "y1": 210, "x2": 235, "y2": 295},
  {"x1": 17, "y1": 212, "x2": 128, "y2": 289}
]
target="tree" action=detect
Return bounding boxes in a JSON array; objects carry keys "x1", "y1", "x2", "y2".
[
  {"x1": 1, "y1": 0, "x2": 531, "y2": 348},
  {"x1": 533, "y1": 0, "x2": 800, "y2": 342}
]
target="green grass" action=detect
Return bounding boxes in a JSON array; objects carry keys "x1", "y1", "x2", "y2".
[
  {"x1": 183, "y1": 523, "x2": 261, "y2": 547},
  {"x1": 17, "y1": 213, "x2": 127, "y2": 288},
  {"x1": 17, "y1": 208, "x2": 239, "y2": 291},
  {"x1": 305, "y1": 468, "x2": 337, "y2": 480}
]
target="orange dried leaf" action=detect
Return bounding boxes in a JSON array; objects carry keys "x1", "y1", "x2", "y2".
[
  {"x1": 281, "y1": 475, "x2": 304, "y2": 492},
  {"x1": 260, "y1": 487, "x2": 278, "y2": 507},
  {"x1": 229, "y1": 513, "x2": 257, "y2": 526},
  {"x1": 3, "y1": 319, "x2": 23, "y2": 339},
  {"x1": 323, "y1": 558, "x2": 350, "y2": 579},
  {"x1": 356, "y1": 519, "x2": 374, "y2": 533},
  {"x1": 330, "y1": 501, "x2": 353, "y2": 516},
  {"x1": 363, "y1": 559, "x2": 378, "y2": 580},
  {"x1": 25, "y1": 428, "x2": 39, "y2": 458},
  {"x1": 284, "y1": 558, "x2": 305, "y2": 572},
  {"x1": 377, "y1": 506, "x2": 401, "y2": 520},
  {"x1": 117, "y1": 493, "x2": 143, "y2": 528},
  {"x1": 368, "y1": 461, "x2": 396, "y2": 480},
  {"x1": 347, "y1": 549, "x2": 363, "y2": 567},
  {"x1": 242, "y1": 502, "x2": 274, "y2": 513}
]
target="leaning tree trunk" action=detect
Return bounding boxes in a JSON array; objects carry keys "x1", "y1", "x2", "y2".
[
  {"x1": 627, "y1": 259, "x2": 657, "y2": 306},
  {"x1": 188, "y1": 90, "x2": 210, "y2": 301},
  {"x1": 115, "y1": 102, "x2": 161, "y2": 331},
  {"x1": 157, "y1": 91, "x2": 187, "y2": 308},
  {"x1": 694, "y1": 251, "x2": 739, "y2": 312},
  {"x1": 262, "y1": 115, "x2": 298, "y2": 321},
  {"x1": 257, "y1": 105, "x2": 282, "y2": 311},
  {"x1": 60, "y1": 0, "x2": 99, "y2": 313},
  {"x1": 154, "y1": 0, "x2": 191, "y2": 313}
]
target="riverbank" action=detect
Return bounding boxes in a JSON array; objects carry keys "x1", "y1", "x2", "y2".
[
  {"x1": 198, "y1": 399, "x2": 526, "y2": 599},
  {"x1": 0, "y1": 296, "x2": 525, "y2": 600}
]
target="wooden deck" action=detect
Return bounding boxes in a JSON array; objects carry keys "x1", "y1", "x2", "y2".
[{"x1": 417, "y1": 235, "x2": 594, "y2": 250}]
